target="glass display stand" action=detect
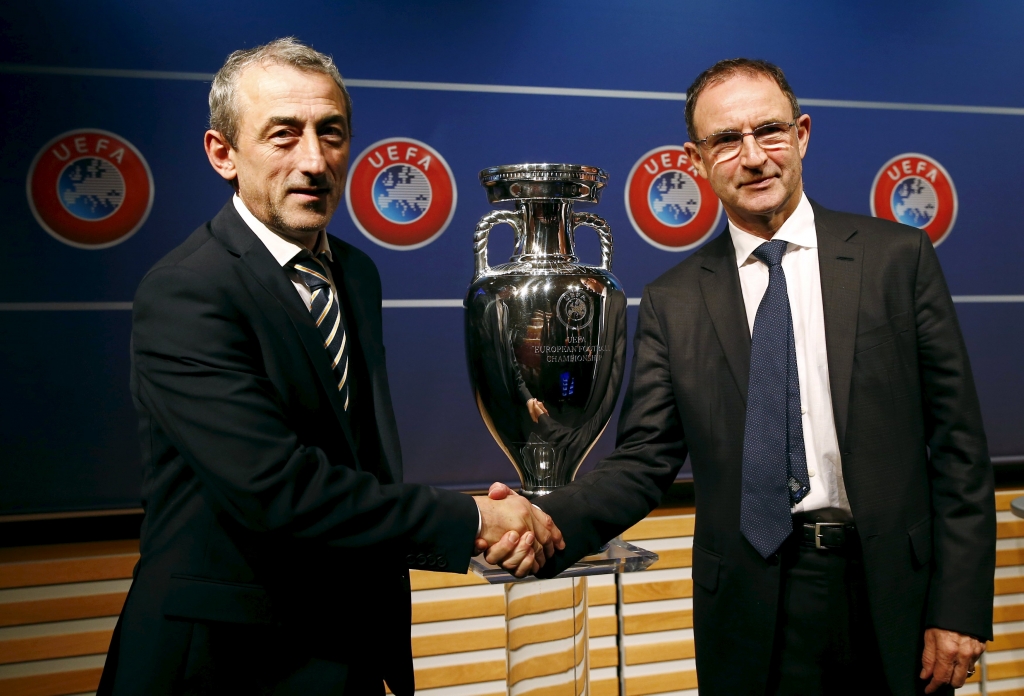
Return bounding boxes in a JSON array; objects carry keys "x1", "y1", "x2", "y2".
[{"x1": 471, "y1": 539, "x2": 658, "y2": 696}]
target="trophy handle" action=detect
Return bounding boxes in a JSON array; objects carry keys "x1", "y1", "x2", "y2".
[
  {"x1": 474, "y1": 210, "x2": 524, "y2": 279},
  {"x1": 572, "y1": 212, "x2": 613, "y2": 270}
]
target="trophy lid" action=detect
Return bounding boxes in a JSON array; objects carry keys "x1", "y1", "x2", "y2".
[{"x1": 479, "y1": 163, "x2": 608, "y2": 204}]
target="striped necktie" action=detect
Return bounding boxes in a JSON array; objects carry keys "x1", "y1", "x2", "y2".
[{"x1": 293, "y1": 254, "x2": 351, "y2": 412}]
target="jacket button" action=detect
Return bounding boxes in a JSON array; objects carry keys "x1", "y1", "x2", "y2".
[
  {"x1": 416, "y1": 554, "x2": 427, "y2": 566},
  {"x1": 437, "y1": 557, "x2": 448, "y2": 569},
  {"x1": 426, "y1": 554, "x2": 437, "y2": 566},
  {"x1": 405, "y1": 554, "x2": 416, "y2": 565}
]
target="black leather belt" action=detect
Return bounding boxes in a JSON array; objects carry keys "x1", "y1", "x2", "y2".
[{"x1": 792, "y1": 510, "x2": 856, "y2": 550}]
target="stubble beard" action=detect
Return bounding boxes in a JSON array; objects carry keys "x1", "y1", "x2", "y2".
[{"x1": 265, "y1": 192, "x2": 339, "y2": 247}]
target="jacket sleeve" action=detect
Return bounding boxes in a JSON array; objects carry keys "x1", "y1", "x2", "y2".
[
  {"x1": 131, "y1": 262, "x2": 479, "y2": 572},
  {"x1": 913, "y1": 231, "x2": 996, "y2": 640},
  {"x1": 535, "y1": 286, "x2": 688, "y2": 578}
]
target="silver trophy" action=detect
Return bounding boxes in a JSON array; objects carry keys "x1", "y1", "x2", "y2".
[
  {"x1": 465, "y1": 164, "x2": 628, "y2": 498},
  {"x1": 466, "y1": 169, "x2": 654, "y2": 696}
]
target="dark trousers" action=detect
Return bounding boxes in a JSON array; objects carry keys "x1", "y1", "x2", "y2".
[
  {"x1": 99, "y1": 609, "x2": 386, "y2": 696},
  {"x1": 766, "y1": 533, "x2": 889, "y2": 696}
]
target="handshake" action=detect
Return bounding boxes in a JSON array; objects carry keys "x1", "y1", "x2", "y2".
[{"x1": 473, "y1": 482, "x2": 566, "y2": 578}]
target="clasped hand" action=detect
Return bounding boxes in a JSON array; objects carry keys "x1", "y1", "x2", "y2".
[
  {"x1": 474, "y1": 482, "x2": 565, "y2": 578},
  {"x1": 921, "y1": 627, "x2": 985, "y2": 692}
]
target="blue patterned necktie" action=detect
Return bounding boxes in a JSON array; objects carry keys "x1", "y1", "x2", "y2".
[
  {"x1": 293, "y1": 254, "x2": 351, "y2": 412},
  {"x1": 740, "y1": 239, "x2": 810, "y2": 559}
]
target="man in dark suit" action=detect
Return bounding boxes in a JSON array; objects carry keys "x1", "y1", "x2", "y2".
[
  {"x1": 488, "y1": 59, "x2": 995, "y2": 694},
  {"x1": 98, "y1": 38, "x2": 559, "y2": 696}
]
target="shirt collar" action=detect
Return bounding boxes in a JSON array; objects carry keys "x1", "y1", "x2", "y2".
[
  {"x1": 728, "y1": 192, "x2": 816, "y2": 267},
  {"x1": 232, "y1": 194, "x2": 333, "y2": 267}
]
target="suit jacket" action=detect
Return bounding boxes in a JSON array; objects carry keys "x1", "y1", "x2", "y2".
[
  {"x1": 99, "y1": 201, "x2": 478, "y2": 696},
  {"x1": 535, "y1": 201, "x2": 996, "y2": 695}
]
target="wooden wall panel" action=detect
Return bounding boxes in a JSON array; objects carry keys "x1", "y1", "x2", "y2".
[
  {"x1": 0, "y1": 666, "x2": 104, "y2": 696},
  {"x1": 980, "y1": 488, "x2": 1024, "y2": 696},
  {"x1": 0, "y1": 629, "x2": 113, "y2": 665},
  {"x1": 0, "y1": 593, "x2": 127, "y2": 627},
  {"x1": 3, "y1": 489, "x2": 1019, "y2": 696}
]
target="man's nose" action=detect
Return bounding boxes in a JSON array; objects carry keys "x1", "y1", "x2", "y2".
[
  {"x1": 297, "y1": 131, "x2": 328, "y2": 177},
  {"x1": 737, "y1": 133, "x2": 768, "y2": 168}
]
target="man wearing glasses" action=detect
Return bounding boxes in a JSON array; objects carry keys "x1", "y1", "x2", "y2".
[{"x1": 489, "y1": 58, "x2": 995, "y2": 694}]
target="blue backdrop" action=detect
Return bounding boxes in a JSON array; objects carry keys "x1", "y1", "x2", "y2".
[{"x1": 2, "y1": 1, "x2": 1022, "y2": 514}]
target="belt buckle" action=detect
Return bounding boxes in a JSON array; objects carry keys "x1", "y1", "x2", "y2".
[{"x1": 814, "y1": 522, "x2": 844, "y2": 550}]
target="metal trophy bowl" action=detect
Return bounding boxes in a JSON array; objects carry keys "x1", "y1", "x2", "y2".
[{"x1": 464, "y1": 164, "x2": 627, "y2": 499}]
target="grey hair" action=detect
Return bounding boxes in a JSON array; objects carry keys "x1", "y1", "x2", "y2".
[{"x1": 208, "y1": 37, "x2": 352, "y2": 148}]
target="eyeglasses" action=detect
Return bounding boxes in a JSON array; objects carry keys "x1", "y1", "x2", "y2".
[{"x1": 695, "y1": 121, "x2": 796, "y2": 161}]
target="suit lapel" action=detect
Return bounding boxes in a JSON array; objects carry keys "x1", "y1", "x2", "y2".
[
  {"x1": 209, "y1": 203, "x2": 359, "y2": 457},
  {"x1": 811, "y1": 201, "x2": 862, "y2": 449},
  {"x1": 698, "y1": 231, "x2": 752, "y2": 403}
]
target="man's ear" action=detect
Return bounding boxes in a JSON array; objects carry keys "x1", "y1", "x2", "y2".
[
  {"x1": 205, "y1": 130, "x2": 237, "y2": 184},
  {"x1": 796, "y1": 113, "x2": 812, "y2": 160},
  {"x1": 683, "y1": 141, "x2": 709, "y2": 180}
]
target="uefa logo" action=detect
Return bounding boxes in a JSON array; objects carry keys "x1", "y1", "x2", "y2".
[
  {"x1": 556, "y1": 288, "x2": 593, "y2": 330},
  {"x1": 26, "y1": 129, "x2": 154, "y2": 249},
  {"x1": 870, "y1": 153, "x2": 957, "y2": 246},
  {"x1": 625, "y1": 145, "x2": 722, "y2": 252},
  {"x1": 345, "y1": 137, "x2": 456, "y2": 250}
]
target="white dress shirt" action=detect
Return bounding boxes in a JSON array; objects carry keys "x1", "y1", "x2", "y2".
[
  {"x1": 232, "y1": 195, "x2": 337, "y2": 310},
  {"x1": 728, "y1": 193, "x2": 850, "y2": 514}
]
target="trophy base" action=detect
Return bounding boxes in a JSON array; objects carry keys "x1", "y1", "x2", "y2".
[{"x1": 469, "y1": 537, "x2": 658, "y2": 584}]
